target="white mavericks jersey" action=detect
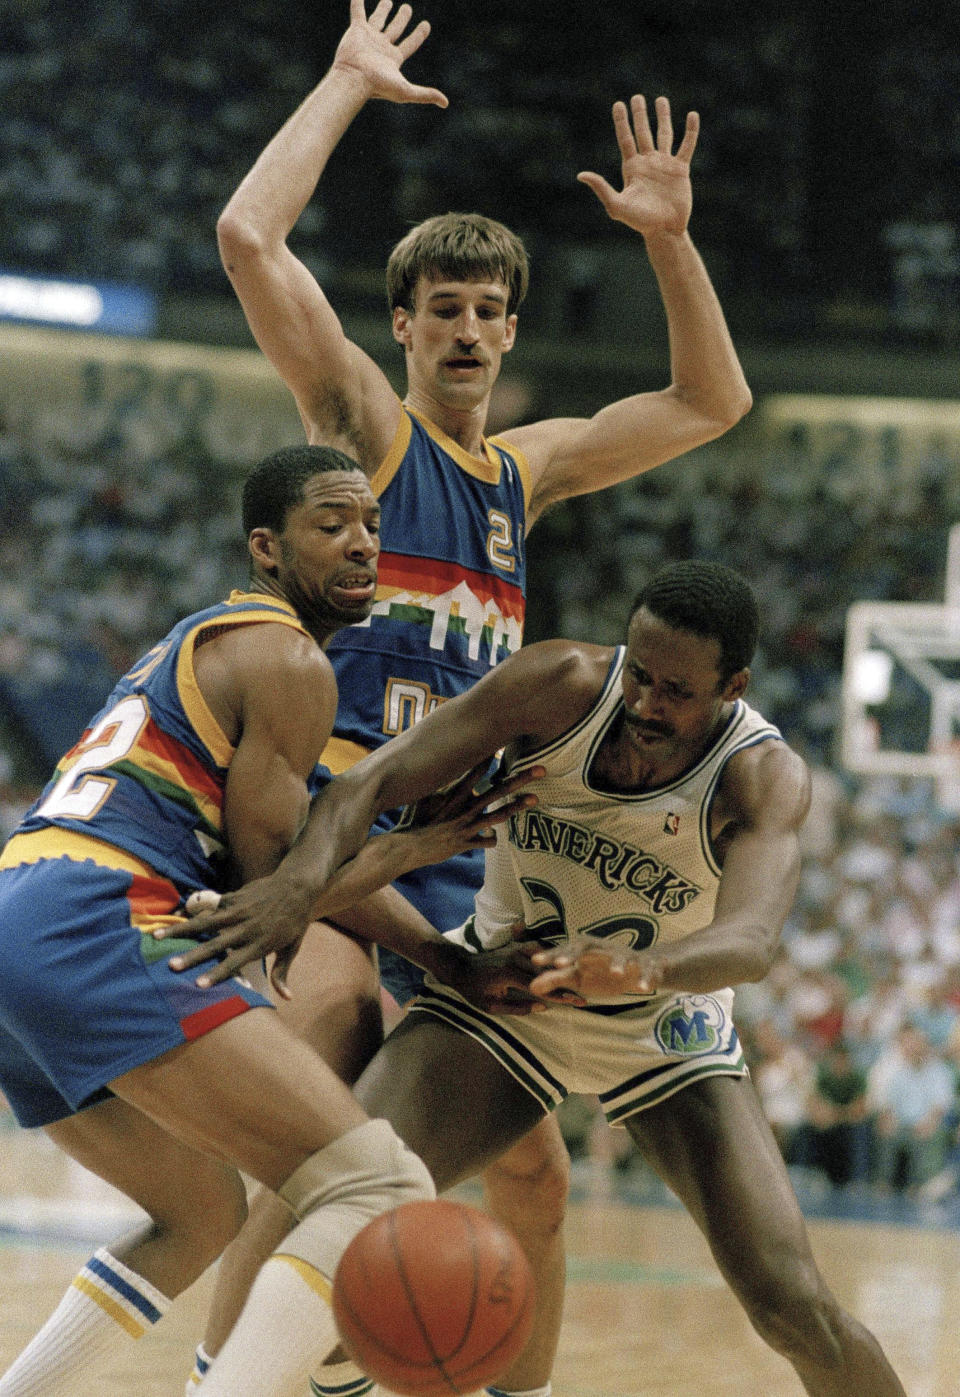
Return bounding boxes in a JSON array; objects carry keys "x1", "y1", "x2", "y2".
[{"x1": 455, "y1": 646, "x2": 784, "y2": 1009}]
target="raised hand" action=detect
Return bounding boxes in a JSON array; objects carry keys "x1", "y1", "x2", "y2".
[
  {"x1": 332, "y1": 0, "x2": 448, "y2": 108},
  {"x1": 578, "y1": 95, "x2": 698, "y2": 238}
]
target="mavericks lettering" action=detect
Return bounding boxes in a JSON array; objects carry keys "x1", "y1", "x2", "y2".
[{"x1": 507, "y1": 808, "x2": 700, "y2": 914}]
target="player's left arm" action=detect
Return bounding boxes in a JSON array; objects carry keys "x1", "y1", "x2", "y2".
[
  {"x1": 506, "y1": 96, "x2": 751, "y2": 527},
  {"x1": 530, "y1": 741, "x2": 811, "y2": 999}
]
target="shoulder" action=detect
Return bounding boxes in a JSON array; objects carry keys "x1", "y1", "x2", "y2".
[
  {"x1": 493, "y1": 416, "x2": 591, "y2": 522},
  {"x1": 493, "y1": 639, "x2": 618, "y2": 745},
  {"x1": 242, "y1": 622, "x2": 333, "y2": 687},
  {"x1": 494, "y1": 416, "x2": 576, "y2": 466},
  {"x1": 221, "y1": 622, "x2": 336, "y2": 711},
  {"x1": 720, "y1": 736, "x2": 811, "y2": 829},
  {"x1": 501, "y1": 637, "x2": 615, "y2": 690}
]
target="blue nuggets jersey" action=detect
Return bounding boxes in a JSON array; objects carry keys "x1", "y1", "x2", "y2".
[
  {"x1": 324, "y1": 406, "x2": 531, "y2": 772},
  {"x1": 16, "y1": 591, "x2": 312, "y2": 895}
]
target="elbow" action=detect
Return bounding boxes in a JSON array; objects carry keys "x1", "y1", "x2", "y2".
[
  {"x1": 706, "y1": 383, "x2": 753, "y2": 438},
  {"x1": 744, "y1": 930, "x2": 778, "y2": 983},
  {"x1": 672, "y1": 381, "x2": 753, "y2": 449},
  {"x1": 727, "y1": 383, "x2": 754, "y2": 426},
  {"x1": 216, "y1": 206, "x2": 267, "y2": 273},
  {"x1": 729, "y1": 924, "x2": 778, "y2": 985}
]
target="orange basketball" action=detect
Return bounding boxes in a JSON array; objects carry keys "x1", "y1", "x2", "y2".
[{"x1": 332, "y1": 1199, "x2": 536, "y2": 1396}]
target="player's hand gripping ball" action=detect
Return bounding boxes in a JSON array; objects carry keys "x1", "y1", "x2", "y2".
[{"x1": 332, "y1": 1199, "x2": 536, "y2": 1396}]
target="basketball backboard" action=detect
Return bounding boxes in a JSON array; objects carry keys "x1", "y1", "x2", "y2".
[{"x1": 841, "y1": 524, "x2": 960, "y2": 806}]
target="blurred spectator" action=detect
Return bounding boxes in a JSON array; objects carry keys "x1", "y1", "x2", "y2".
[
  {"x1": 799, "y1": 1040, "x2": 871, "y2": 1190},
  {"x1": 872, "y1": 1027, "x2": 955, "y2": 1193},
  {"x1": 844, "y1": 967, "x2": 910, "y2": 1072},
  {"x1": 910, "y1": 979, "x2": 960, "y2": 1051}
]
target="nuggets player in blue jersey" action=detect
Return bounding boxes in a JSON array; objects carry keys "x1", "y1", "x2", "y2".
[
  {"x1": 184, "y1": 563, "x2": 906, "y2": 1397},
  {"x1": 0, "y1": 445, "x2": 538, "y2": 1397},
  {"x1": 201, "y1": 2, "x2": 752, "y2": 1392}
]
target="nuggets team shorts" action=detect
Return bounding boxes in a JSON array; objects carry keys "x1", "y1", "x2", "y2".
[{"x1": 0, "y1": 830, "x2": 271, "y2": 1127}]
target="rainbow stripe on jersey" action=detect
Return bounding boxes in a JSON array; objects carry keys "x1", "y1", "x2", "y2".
[
  {"x1": 16, "y1": 592, "x2": 310, "y2": 892},
  {"x1": 325, "y1": 406, "x2": 530, "y2": 768}
]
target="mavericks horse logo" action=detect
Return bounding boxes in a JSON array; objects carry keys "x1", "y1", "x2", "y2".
[{"x1": 654, "y1": 995, "x2": 727, "y2": 1056}]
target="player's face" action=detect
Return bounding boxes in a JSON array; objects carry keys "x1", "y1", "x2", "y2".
[
  {"x1": 392, "y1": 278, "x2": 518, "y2": 409},
  {"x1": 271, "y1": 471, "x2": 380, "y2": 636},
  {"x1": 619, "y1": 606, "x2": 748, "y2": 768}
]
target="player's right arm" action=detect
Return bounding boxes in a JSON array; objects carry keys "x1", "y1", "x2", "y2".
[
  {"x1": 216, "y1": 0, "x2": 447, "y2": 464},
  {"x1": 212, "y1": 624, "x2": 341, "y2": 885}
]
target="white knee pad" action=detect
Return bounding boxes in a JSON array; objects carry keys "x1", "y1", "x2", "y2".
[{"x1": 276, "y1": 1119, "x2": 435, "y2": 1280}]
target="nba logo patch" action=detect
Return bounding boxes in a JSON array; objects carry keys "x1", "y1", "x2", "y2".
[{"x1": 663, "y1": 812, "x2": 680, "y2": 836}]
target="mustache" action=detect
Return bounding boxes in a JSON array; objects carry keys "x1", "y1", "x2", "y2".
[{"x1": 625, "y1": 715, "x2": 674, "y2": 738}]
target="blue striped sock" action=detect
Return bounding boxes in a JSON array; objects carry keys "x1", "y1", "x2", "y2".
[
  {"x1": 0, "y1": 1246, "x2": 169, "y2": 1394},
  {"x1": 185, "y1": 1341, "x2": 212, "y2": 1391},
  {"x1": 77, "y1": 1248, "x2": 167, "y2": 1335}
]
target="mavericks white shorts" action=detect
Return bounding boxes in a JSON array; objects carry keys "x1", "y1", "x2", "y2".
[{"x1": 409, "y1": 979, "x2": 748, "y2": 1126}]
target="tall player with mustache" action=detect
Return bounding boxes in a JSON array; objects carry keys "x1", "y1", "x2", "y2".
[{"x1": 196, "y1": 3, "x2": 752, "y2": 1394}]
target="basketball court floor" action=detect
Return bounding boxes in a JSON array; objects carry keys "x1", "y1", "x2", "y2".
[{"x1": 1, "y1": 1116, "x2": 957, "y2": 1396}]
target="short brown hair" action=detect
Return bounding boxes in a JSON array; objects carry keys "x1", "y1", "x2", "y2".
[{"x1": 386, "y1": 212, "x2": 530, "y2": 316}]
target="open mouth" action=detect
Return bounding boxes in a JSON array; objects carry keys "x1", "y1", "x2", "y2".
[{"x1": 331, "y1": 574, "x2": 376, "y2": 603}]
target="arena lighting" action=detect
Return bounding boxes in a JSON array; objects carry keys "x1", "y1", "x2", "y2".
[{"x1": 0, "y1": 270, "x2": 156, "y2": 336}]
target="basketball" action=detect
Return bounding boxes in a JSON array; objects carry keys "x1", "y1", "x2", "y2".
[{"x1": 332, "y1": 1199, "x2": 536, "y2": 1396}]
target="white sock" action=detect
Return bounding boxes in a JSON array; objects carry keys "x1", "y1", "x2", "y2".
[
  {"x1": 0, "y1": 1247, "x2": 169, "y2": 1395},
  {"x1": 199, "y1": 1254, "x2": 339, "y2": 1397},
  {"x1": 185, "y1": 1341, "x2": 213, "y2": 1392},
  {"x1": 309, "y1": 1361, "x2": 374, "y2": 1395}
]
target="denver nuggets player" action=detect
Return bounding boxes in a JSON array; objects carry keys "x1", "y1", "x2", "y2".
[
  {"x1": 201, "y1": 0, "x2": 753, "y2": 1390},
  {"x1": 185, "y1": 561, "x2": 905, "y2": 1396},
  {"x1": 0, "y1": 446, "x2": 534, "y2": 1397}
]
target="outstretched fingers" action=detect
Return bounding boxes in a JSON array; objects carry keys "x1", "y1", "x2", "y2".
[
  {"x1": 381, "y1": 2, "x2": 413, "y2": 40},
  {"x1": 619, "y1": 94, "x2": 699, "y2": 165},
  {"x1": 365, "y1": 0, "x2": 396, "y2": 31},
  {"x1": 383, "y1": 2, "x2": 431, "y2": 60},
  {"x1": 347, "y1": 0, "x2": 448, "y2": 107},
  {"x1": 576, "y1": 170, "x2": 616, "y2": 211},
  {"x1": 396, "y1": 19, "x2": 432, "y2": 62},
  {"x1": 675, "y1": 108, "x2": 700, "y2": 163},
  {"x1": 613, "y1": 97, "x2": 644, "y2": 159}
]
